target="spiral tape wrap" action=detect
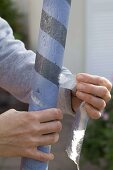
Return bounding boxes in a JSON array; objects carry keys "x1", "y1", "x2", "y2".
[{"x1": 21, "y1": 0, "x2": 71, "y2": 170}]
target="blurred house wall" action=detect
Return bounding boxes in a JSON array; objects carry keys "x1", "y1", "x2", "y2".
[
  {"x1": 85, "y1": 0, "x2": 113, "y2": 82},
  {"x1": 12, "y1": 0, "x2": 113, "y2": 81},
  {"x1": 13, "y1": 0, "x2": 85, "y2": 74}
]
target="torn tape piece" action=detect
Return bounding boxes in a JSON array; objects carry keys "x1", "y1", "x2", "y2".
[
  {"x1": 66, "y1": 102, "x2": 89, "y2": 170},
  {"x1": 59, "y1": 68, "x2": 76, "y2": 90}
]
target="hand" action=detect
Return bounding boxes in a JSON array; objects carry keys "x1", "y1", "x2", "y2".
[
  {"x1": 0, "y1": 108, "x2": 63, "y2": 161},
  {"x1": 71, "y1": 73, "x2": 112, "y2": 119}
]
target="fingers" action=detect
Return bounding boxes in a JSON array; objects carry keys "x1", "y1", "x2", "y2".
[
  {"x1": 35, "y1": 109, "x2": 63, "y2": 123},
  {"x1": 76, "y1": 91, "x2": 106, "y2": 111},
  {"x1": 84, "y1": 103, "x2": 102, "y2": 119},
  {"x1": 27, "y1": 133, "x2": 60, "y2": 147},
  {"x1": 21, "y1": 118, "x2": 62, "y2": 147},
  {"x1": 76, "y1": 73, "x2": 112, "y2": 91},
  {"x1": 23, "y1": 133, "x2": 59, "y2": 159},
  {"x1": 76, "y1": 83, "x2": 111, "y2": 103},
  {"x1": 37, "y1": 133, "x2": 60, "y2": 146},
  {"x1": 18, "y1": 133, "x2": 59, "y2": 159},
  {"x1": 39, "y1": 121, "x2": 62, "y2": 135},
  {"x1": 0, "y1": 108, "x2": 62, "y2": 159},
  {"x1": 75, "y1": 73, "x2": 112, "y2": 119},
  {"x1": 0, "y1": 145, "x2": 54, "y2": 162},
  {"x1": 24, "y1": 148, "x2": 54, "y2": 162}
]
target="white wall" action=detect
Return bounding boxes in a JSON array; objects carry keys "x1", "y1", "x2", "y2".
[
  {"x1": 64, "y1": 0, "x2": 85, "y2": 74},
  {"x1": 85, "y1": 0, "x2": 113, "y2": 81},
  {"x1": 13, "y1": 0, "x2": 85, "y2": 74},
  {"x1": 27, "y1": 0, "x2": 42, "y2": 51}
]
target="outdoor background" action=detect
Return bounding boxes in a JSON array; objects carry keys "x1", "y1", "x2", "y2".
[{"x1": 0, "y1": 0, "x2": 113, "y2": 170}]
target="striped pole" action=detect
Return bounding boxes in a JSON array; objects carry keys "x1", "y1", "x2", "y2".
[{"x1": 21, "y1": 0, "x2": 71, "y2": 170}]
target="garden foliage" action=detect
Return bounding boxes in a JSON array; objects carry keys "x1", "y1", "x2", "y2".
[{"x1": 0, "y1": 0, "x2": 25, "y2": 40}]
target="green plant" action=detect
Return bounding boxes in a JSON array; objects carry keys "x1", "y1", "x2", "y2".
[
  {"x1": 81, "y1": 87, "x2": 113, "y2": 170},
  {"x1": 0, "y1": 0, "x2": 25, "y2": 40}
]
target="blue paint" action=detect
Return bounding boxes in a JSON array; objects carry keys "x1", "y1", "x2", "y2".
[
  {"x1": 21, "y1": 0, "x2": 71, "y2": 170},
  {"x1": 29, "y1": 73, "x2": 59, "y2": 109},
  {"x1": 43, "y1": 0, "x2": 70, "y2": 27},
  {"x1": 37, "y1": 29, "x2": 64, "y2": 67}
]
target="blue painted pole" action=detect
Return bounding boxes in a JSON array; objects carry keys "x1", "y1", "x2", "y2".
[{"x1": 21, "y1": 0, "x2": 71, "y2": 170}]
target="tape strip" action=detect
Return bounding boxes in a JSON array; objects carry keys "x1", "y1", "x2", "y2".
[
  {"x1": 35, "y1": 51, "x2": 61, "y2": 86},
  {"x1": 40, "y1": 10, "x2": 67, "y2": 48},
  {"x1": 65, "y1": 0, "x2": 71, "y2": 6}
]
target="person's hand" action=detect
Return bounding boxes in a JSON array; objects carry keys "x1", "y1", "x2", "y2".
[
  {"x1": 71, "y1": 73, "x2": 112, "y2": 119},
  {"x1": 0, "y1": 108, "x2": 63, "y2": 161}
]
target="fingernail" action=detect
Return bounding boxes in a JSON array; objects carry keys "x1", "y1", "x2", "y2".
[{"x1": 76, "y1": 74, "x2": 84, "y2": 80}]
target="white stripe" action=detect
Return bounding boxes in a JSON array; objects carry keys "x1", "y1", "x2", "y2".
[
  {"x1": 37, "y1": 29, "x2": 64, "y2": 67},
  {"x1": 43, "y1": 0, "x2": 70, "y2": 28}
]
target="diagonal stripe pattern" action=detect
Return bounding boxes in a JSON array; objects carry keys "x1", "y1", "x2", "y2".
[
  {"x1": 40, "y1": 10, "x2": 67, "y2": 48},
  {"x1": 21, "y1": 0, "x2": 71, "y2": 170},
  {"x1": 35, "y1": 52, "x2": 61, "y2": 86}
]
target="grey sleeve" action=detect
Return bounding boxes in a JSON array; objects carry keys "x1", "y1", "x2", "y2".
[
  {"x1": 0, "y1": 17, "x2": 74, "y2": 115},
  {"x1": 0, "y1": 17, "x2": 36, "y2": 103}
]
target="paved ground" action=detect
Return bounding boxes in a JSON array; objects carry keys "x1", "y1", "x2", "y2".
[{"x1": 0, "y1": 115, "x2": 100, "y2": 170}]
